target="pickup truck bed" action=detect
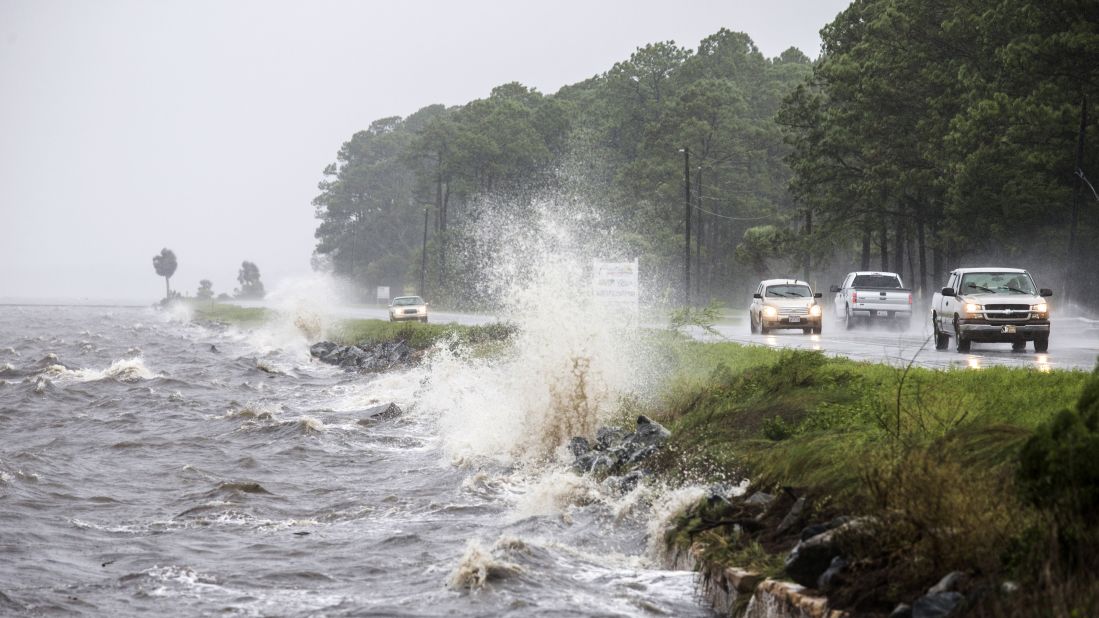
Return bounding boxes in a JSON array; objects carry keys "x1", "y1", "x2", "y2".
[{"x1": 831, "y1": 272, "x2": 913, "y2": 329}]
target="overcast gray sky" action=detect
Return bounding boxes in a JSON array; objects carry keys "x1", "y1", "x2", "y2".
[{"x1": 1, "y1": 0, "x2": 851, "y2": 303}]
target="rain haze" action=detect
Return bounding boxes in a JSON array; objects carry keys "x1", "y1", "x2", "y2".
[{"x1": 1, "y1": 0, "x2": 850, "y2": 303}]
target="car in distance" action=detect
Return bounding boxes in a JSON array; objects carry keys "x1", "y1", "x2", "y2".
[
  {"x1": 930, "y1": 268, "x2": 1051, "y2": 353},
  {"x1": 829, "y1": 271, "x2": 913, "y2": 330},
  {"x1": 749, "y1": 279, "x2": 824, "y2": 335},
  {"x1": 388, "y1": 296, "x2": 429, "y2": 323}
]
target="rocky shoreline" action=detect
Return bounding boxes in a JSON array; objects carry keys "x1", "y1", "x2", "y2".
[
  {"x1": 308, "y1": 340, "x2": 420, "y2": 373},
  {"x1": 563, "y1": 415, "x2": 984, "y2": 618}
]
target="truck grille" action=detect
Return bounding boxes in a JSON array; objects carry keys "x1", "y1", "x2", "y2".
[
  {"x1": 983, "y1": 306, "x2": 1034, "y2": 322},
  {"x1": 778, "y1": 307, "x2": 809, "y2": 316}
]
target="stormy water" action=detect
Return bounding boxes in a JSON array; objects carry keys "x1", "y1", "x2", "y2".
[
  {"x1": 0, "y1": 186, "x2": 737, "y2": 618},
  {"x1": 0, "y1": 301, "x2": 712, "y2": 617}
]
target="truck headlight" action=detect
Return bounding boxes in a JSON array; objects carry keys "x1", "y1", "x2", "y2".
[
  {"x1": 964, "y1": 303, "x2": 982, "y2": 315},
  {"x1": 1031, "y1": 302, "x2": 1048, "y2": 314},
  {"x1": 809, "y1": 305, "x2": 822, "y2": 316},
  {"x1": 763, "y1": 306, "x2": 778, "y2": 318}
]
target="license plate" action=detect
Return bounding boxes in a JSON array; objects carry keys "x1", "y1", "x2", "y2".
[
  {"x1": 875, "y1": 311, "x2": 884, "y2": 317},
  {"x1": 788, "y1": 316, "x2": 801, "y2": 323},
  {"x1": 1001, "y1": 325, "x2": 1016, "y2": 334}
]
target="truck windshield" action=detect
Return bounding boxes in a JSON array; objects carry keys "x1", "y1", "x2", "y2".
[
  {"x1": 959, "y1": 273, "x2": 1036, "y2": 295},
  {"x1": 393, "y1": 297, "x2": 424, "y2": 306},
  {"x1": 851, "y1": 274, "x2": 901, "y2": 288},
  {"x1": 766, "y1": 285, "x2": 812, "y2": 298}
]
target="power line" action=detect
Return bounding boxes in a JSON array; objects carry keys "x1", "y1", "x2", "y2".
[{"x1": 691, "y1": 202, "x2": 771, "y2": 221}]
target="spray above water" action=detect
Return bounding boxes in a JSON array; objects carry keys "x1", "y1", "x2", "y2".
[
  {"x1": 240, "y1": 275, "x2": 353, "y2": 357},
  {"x1": 421, "y1": 194, "x2": 658, "y2": 466}
]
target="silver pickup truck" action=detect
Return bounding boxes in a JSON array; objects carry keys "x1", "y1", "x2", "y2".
[
  {"x1": 931, "y1": 267, "x2": 1051, "y2": 352},
  {"x1": 830, "y1": 271, "x2": 913, "y2": 329}
]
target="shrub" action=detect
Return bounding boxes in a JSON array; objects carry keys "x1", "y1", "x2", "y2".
[{"x1": 1017, "y1": 368, "x2": 1099, "y2": 527}]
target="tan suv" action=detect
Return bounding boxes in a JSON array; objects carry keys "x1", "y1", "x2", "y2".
[
  {"x1": 749, "y1": 279, "x2": 823, "y2": 335},
  {"x1": 388, "y1": 296, "x2": 429, "y2": 323}
]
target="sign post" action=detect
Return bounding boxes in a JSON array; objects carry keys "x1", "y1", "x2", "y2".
[{"x1": 592, "y1": 259, "x2": 639, "y2": 319}]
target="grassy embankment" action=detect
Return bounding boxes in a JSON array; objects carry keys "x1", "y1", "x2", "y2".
[
  {"x1": 188, "y1": 301, "x2": 514, "y2": 350},
  {"x1": 644, "y1": 334, "x2": 1099, "y2": 613}
]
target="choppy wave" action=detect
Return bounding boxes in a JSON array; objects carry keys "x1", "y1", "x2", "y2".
[
  {"x1": 447, "y1": 538, "x2": 525, "y2": 590},
  {"x1": 37, "y1": 357, "x2": 158, "y2": 383}
]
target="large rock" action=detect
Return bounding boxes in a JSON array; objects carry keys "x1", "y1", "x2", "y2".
[
  {"x1": 744, "y1": 492, "x2": 776, "y2": 509},
  {"x1": 776, "y1": 495, "x2": 808, "y2": 535},
  {"x1": 310, "y1": 341, "x2": 337, "y2": 358},
  {"x1": 356, "y1": 402, "x2": 403, "y2": 423},
  {"x1": 928, "y1": 571, "x2": 967, "y2": 595},
  {"x1": 785, "y1": 527, "x2": 841, "y2": 588},
  {"x1": 310, "y1": 340, "x2": 416, "y2": 373},
  {"x1": 799, "y1": 515, "x2": 853, "y2": 542},
  {"x1": 568, "y1": 436, "x2": 591, "y2": 459},
  {"x1": 912, "y1": 591, "x2": 963, "y2": 618},
  {"x1": 631, "y1": 415, "x2": 671, "y2": 446},
  {"x1": 568, "y1": 417, "x2": 671, "y2": 481},
  {"x1": 596, "y1": 427, "x2": 628, "y2": 450},
  {"x1": 784, "y1": 518, "x2": 874, "y2": 588},
  {"x1": 817, "y1": 556, "x2": 846, "y2": 592},
  {"x1": 889, "y1": 604, "x2": 913, "y2": 618}
]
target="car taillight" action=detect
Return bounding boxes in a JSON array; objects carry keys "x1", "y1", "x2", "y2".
[
  {"x1": 908, "y1": 293, "x2": 913, "y2": 305},
  {"x1": 852, "y1": 292, "x2": 858, "y2": 303}
]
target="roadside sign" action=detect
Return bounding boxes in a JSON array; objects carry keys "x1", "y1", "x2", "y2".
[
  {"x1": 592, "y1": 259, "x2": 639, "y2": 317},
  {"x1": 376, "y1": 286, "x2": 390, "y2": 303}
]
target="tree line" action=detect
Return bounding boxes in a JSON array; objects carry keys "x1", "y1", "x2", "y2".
[
  {"x1": 313, "y1": 1, "x2": 1099, "y2": 308},
  {"x1": 151, "y1": 248, "x2": 266, "y2": 302},
  {"x1": 781, "y1": 0, "x2": 1099, "y2": 305}
]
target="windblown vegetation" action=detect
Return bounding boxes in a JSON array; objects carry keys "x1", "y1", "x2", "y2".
[{"x1": 648, "y1": 338, "x2": 1099, "y2": 613}]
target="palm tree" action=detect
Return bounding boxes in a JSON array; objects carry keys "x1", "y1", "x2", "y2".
[{"x1": 153, "y1": 248, "x2": 178, "y2": 300}]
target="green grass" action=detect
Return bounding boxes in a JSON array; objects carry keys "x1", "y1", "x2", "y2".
[
  {"x1": 329, "y1": 318, "x2": 514, "y2": 350},
  {"x1": 645, "y1": 335, "x2": 1099, "y2": 611},
  {"x1": 187, "y1": 300, "x2": 514, "y2": 351},
  {"x1": 649, "y1": 338, "x2": 1090, "y2": 494},
  {"x1": 189, "y1": 301, "x2": 270, "y2": 324}
]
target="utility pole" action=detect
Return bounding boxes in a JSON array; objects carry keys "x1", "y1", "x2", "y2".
[
  {"x1": 695, "y1": 164, "x2": 703, "y2": 302},
  {"x1": 1068, "y1": 95, "x2": 1087, "y2": 303},
  {"x1": 420, "y1": 206, "x2": 429, "y2": 297},
  {"x1": 683, "y1": 147, "x2": 691, "y2": 307}
]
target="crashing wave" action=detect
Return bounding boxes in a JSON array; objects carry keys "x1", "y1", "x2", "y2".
[{"x1": 447, "y1": 539, "x2": 524, "y2": 590}]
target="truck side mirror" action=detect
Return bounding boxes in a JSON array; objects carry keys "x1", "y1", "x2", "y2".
[
  {"x1": 829, "y1": 285, "x2": 840, "y2": 293},
  {"x1": 941, "y1": 287, "x2": 955, "y2": 297},
  {"x1": 752, "y1": 293, "x2": 762, "y2": 299},
  {"x1": 814, "y1": 292, "x2": 823, "y2": 298},
  {"x1": 1040, "y1": 288, "x2": 1053, "y2": 297}
]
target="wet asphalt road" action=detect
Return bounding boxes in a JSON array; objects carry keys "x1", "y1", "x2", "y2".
[{"x1": 262, "y1": 302, "x2": 1098, "y2": 372}]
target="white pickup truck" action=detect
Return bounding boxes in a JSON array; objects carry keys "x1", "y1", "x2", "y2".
[
  {"x1": 829, "y1": 271, "x2": 913, "y2": 330},
  {"x1": 930, "y1": 267, "x2": 1052, "y2": 353}
]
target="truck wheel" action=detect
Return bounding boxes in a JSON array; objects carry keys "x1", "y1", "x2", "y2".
[
  {"x1": 812, "y1": 326, "x2": 822, "y2": 335},
  {"x1": 844, "y1": 306, "x2": 855, "y2": 330},
  {"x1": 954, "y1": 318, "x2": 971, "y2": 353},
  {"x1": 1034, "y1": 337, "x2": 1049, "y2": 353},
  {"x1": 750, "y1": 313, "x2": 759, "y2": 334},
  {"x1": 932, "y1": 314, "x2": 949, "y2": 350},
  {"x1": 802, "y1": 328, "x2": 812, "y2": 335}
]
